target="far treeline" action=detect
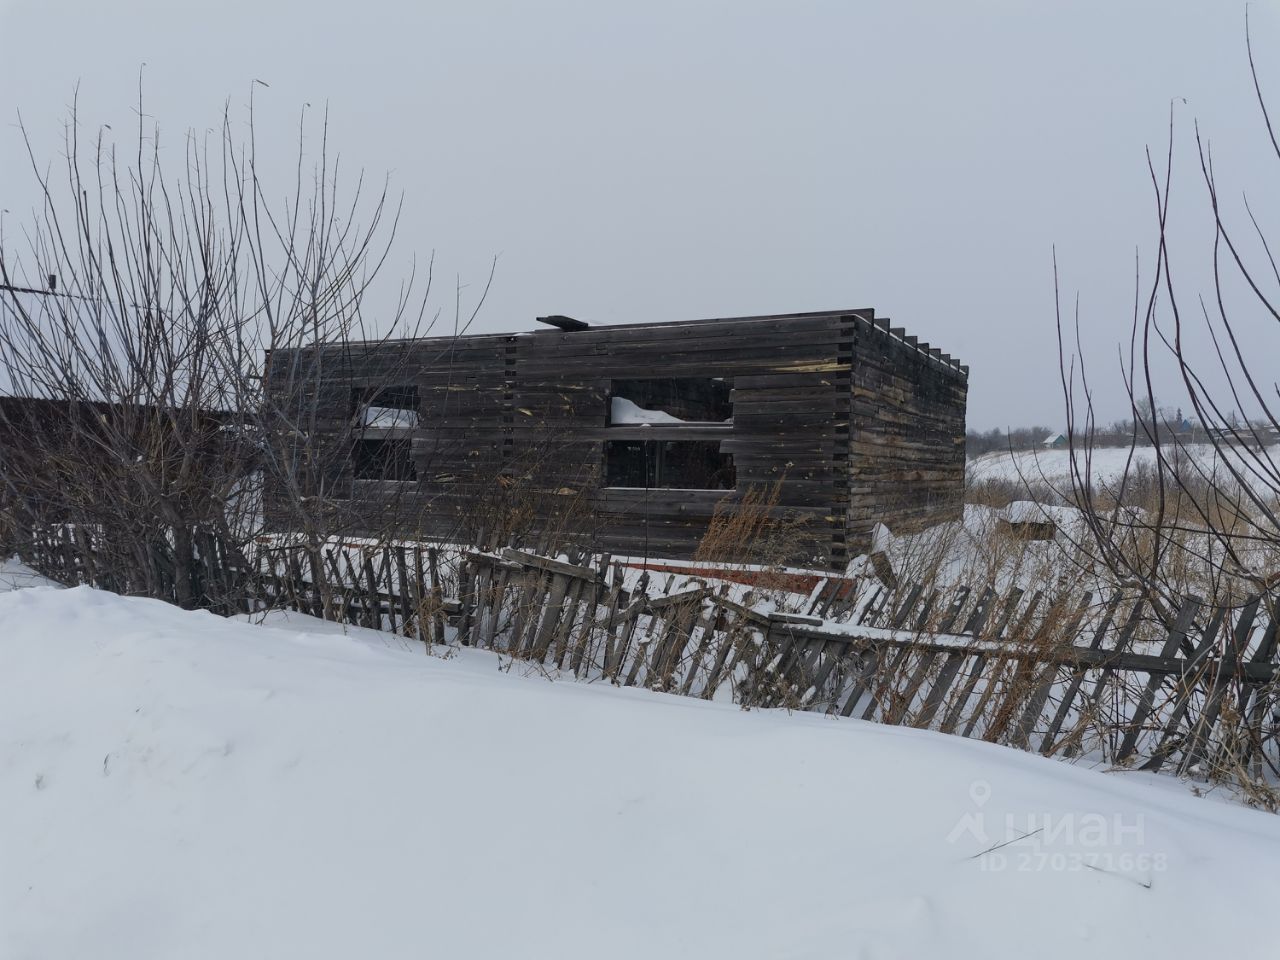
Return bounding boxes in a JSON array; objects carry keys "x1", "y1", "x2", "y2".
[{"x1": 965, "y1": 426, "x2": 1055, "y2": 459}]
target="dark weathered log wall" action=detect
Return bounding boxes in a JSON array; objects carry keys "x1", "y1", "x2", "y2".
[
  {"x1": 265, "y1": 309, "x2": 967, "y2": 568},
  {"x1": 847, "y1": 318, "x2": 968, "y2": 542},
  {"x1": 513, "y1": 310, "x2": 858, "y2": 566}
]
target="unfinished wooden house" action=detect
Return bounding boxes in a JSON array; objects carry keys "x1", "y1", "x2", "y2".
[{"x1": 267, "y1": 309, "x2": 967, "y2": 569}]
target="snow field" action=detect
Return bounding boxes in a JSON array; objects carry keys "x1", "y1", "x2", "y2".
[{"x1": 2, "y1": 582, "x2": 1279, "y2": 958}]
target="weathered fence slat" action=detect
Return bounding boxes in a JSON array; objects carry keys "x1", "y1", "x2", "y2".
[
  {"x1": 1116, "y1": 597, "x2": 1203, "y2": 762},
  {"x1": 1143, "y1": 603, "x2": 1233, "y2": 773},
  {"x1": 1179, "y1": 599, "x2": 1257, "y2": 776}
]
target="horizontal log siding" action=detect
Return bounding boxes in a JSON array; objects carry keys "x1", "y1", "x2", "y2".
[
  {"x1": 512, "y1": 312, "x2": 852, "y2": 567},
  {"x1": 847, "y1": 318, "x2": 967, "y2": 551},
  {"x1": 265, "y1": 309, "x2": 966, "y2": 569}
]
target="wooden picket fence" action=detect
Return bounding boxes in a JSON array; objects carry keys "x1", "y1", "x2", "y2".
[
  {"x1": 447, "y1": 550, "x2": 1280, "y2": 783},
  {"x1": 252, "y1": 538, "x2": 457, "y2": 644},
  {"x1": 772, "y1": 585, "x2": 1280, "y2": 780},
  {"x1": 22, "y1": 523, "x2": 251, "y2": 614},
  {"x1": 19, "y1": 525, "x2": 1280, "y2": 789}
]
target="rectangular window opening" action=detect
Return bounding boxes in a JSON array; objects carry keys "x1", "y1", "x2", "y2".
[
  {"x1": 352, "y1": 437, "x2": 417, "y2": 481},
  {"x1": 351, "y1": 384, "x2": 420, "y2": 430},
  {"x1": 350, "y1": 384, "x2": 419, "y2": 481},
  {"x1": 604, "y1": 439, "x2": 735, "y2": 490},
  {"x1": 609, "y1": 377, "x2": 732, "y2": 425}
]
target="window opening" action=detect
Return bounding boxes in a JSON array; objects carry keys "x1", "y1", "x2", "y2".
[
  {"x1": 350, "y1": 385, "x2": 419, "y2": 481},
  {"x1": 604, "y1": 377, "x2": 734, "y2": 489},
  {"x1": 608, "y1": 377, "x2": 731, "y2": 425},
  {"x1": 352, "y1": 437, "x2": 417, "y2": 481}
]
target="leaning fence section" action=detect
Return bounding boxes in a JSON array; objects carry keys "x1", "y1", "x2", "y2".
[
  {"x1": 22, "y1": 523, "x2": 252, "y2": 615},
  {"x1": 444, "y1": 548, "x2": 1280, "y2": 788},
  {"x1": 18, "y1": 524, "x2": 1280, "y2": 792}
]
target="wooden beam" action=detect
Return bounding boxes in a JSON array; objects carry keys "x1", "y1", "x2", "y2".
[{"x1": 535, "y1": 314, "x2": 590, "y2": 332}]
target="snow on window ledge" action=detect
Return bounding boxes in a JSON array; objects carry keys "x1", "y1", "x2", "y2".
[{"x1": 609, "y1": 396, "x2": 732, "y2": 426}]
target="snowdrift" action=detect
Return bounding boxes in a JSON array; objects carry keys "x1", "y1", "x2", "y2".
[{"x1": 3, "y1": 584, "x2": 1279, "y2": 958}]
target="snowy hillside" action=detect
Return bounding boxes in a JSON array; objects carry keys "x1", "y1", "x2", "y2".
[
  {"x1": 969, "y1": 442, "x2": 1280, "y2": 494},
  {"x1": 4, "y1": 581, "x2": 1280, "y2": 958}
]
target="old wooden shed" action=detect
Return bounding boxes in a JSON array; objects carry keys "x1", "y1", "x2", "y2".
[{"x1": 268, "y1": 308, "x2": 967, "y2": 569}]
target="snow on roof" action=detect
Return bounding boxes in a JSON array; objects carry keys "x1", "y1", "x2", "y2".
[{"x1": 1003, "y1": 500, "x2": 1080, "y2": 526}]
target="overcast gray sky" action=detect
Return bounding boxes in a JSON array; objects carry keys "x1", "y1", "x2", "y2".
[{"x1": 3, "y1": 0, "x2": 1278, "y2": 429}]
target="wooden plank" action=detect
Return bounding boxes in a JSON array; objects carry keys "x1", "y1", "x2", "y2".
[
  {"x1": 899, "y1": 589, "x2": 995, "y2": 727},
  {"x1": 324, "y1": 549, "x2": 349, "y2": 623},
  {"x1": 760, "y1": 622, "x2": 808, "y2": 707},
  {"x1": 648, "y1": 586, "x2": 712, "y2": 613},
  {"x1": 911, "y1": 649, "x2": 971, "y2": 729},
  {"x1": 362, "y1": 551, "x2": 384, "y2": 631},
  {"x1": 480, "y1": 554, "x2": 513, "y2": 651},
  {"x1": 861, "y1": 641, "x2": 915, "y2": 721},
  {"x1": 987, "y1": 588, "x2": 1026, "y2": 640},
  {"x1": 568, "y1": 578, "x2": 607, "y2": 676},
  {"x1": 798, "y1": 636, "x2": 847, "y2": 708},
  {"x1": 1008, "y1": 591, "x2": 1093, "y2": 749},
  {"x1": 911, "y1": 586, "x2": 998, "y2": 727},
  {"x1": 551, "y1": 577, "x2": 589, "y2": 667},
  {"x1": 613, "y1": 586, "x2": 651, "y2": 684},
  {"x1": 339, "y1": 550, "x2": 369, "y2": 626},
  {"x1": 501, "y1": 547, "x2": 598, "y2": 582},
  {"x1": 836, "y1": 647, "x2": 881, "y2": 718},
  {"x1": 937, "y1": 654, "x2": 988, "y2": 735},
  {"x1": 977, "y1": 591, "x2": 1075, "y2": 742},
  {"x1": 655, "y1": 595, "x2": 704, "y2": 691},
  {"x1": 1238, "y1": 614, "x2": 1279, "y2": 778},
  {"x1": 1116, "y1": 597, "x2": 1202, "y2": 761},
  {"x1": 407, "y1": 545, "x2": 427, "y2": 642},
  {"x1": 959, "y1": 587, "x2": 998, "y2": 636},
  {"x1": 378, "y1": 549, "x2": 398, "y2": 634},
  {"x1": 286, "y1": 548, "x2": 307, "y2": 614},
  {"x1": 597, "y1": 567, "x2": 629, "y2": 678},
  {"x1": 701, "y1": 610, "x2": 751, "y2": 698},
  {"x1": 679, "y1": 587, "x2": 730, "y2": 696},
  {"x1": 622, "y1": 611, "x2": 654, "y2": 688},
  {"x1": 952, "y1": 593, "x2": 1049, "y2": 737},
  {"x1": 505, "y1": 569, "x2": 546, "y2": 657},
  {"x1": 457, "y1": 554, "x2": 479, "y2": 644},
  {"x1": 882, "y1": 649, "x2": 939, "y2": 725},
  {"x1": 1039, "y1": 593, "x2": 1126, "y2": 755},
  {"x1": 1142, "y1": 603, "x2": 1232, "y2": 773},
  {"x1": 465, "y1": 550, "x2": 494, "y2": 647},
  {"x1": 394, "y1": 547, "x2": 414, "y2": 635},
  {"x1": 887, "y1": 583, "x2": 925, "y2": 629},
  {"x1": 936, "y1": 586, "x2": 973, "y2": 635},
  {"x1": 306, "y1": 546, "x2": 328, "y2": 620},
  {"x1": 1178, "y1": 598, "x2": 1258, "y2": 776}
]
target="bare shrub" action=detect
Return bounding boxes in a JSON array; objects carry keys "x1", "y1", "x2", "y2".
[
  {"x1": 0, "y1": 92, "x2": 437, "y2": 608},
  {"x1": 690, "y1": 479, "x2": 815, "y2": 595},
  {"x1": 964, "y1": 474, "x2": 1063, "y2": 510},
  {"x1": 1055, "y1": 21, "x2": 1280, "y2": 619}
]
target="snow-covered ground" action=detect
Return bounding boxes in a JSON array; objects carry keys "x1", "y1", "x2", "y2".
[
  {"x1": 4, "y1": 580, "x2": 1280, "y2": 958},
  {"x1": 970, "y1": 442, "x2": 1280, "y2": 494},
  {"x1": 0, "y1": 555, "x2": 56, "y2": 593},
  {"x1": 969, "y1": 445, "x2": 1153, "y2": 489}
]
